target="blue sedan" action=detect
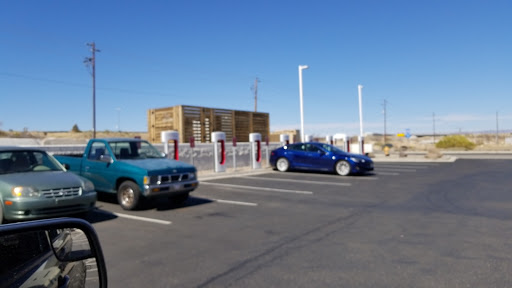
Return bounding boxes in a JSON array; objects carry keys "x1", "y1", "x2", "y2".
[{"x1": 269, "y1": 142, "x2": 374, "y2": 176}]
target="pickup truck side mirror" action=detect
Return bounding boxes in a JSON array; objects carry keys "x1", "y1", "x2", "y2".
[
  {"x1": 0, "y1": 218, "x2": 108, "y2": 288},
  {"x1": 99, "y1": 155, "x2": 113, "y2": 164}
]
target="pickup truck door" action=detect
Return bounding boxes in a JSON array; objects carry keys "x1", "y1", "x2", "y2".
[{"x1": 82, "y1": 141, "x2": 117, "y2": 193}]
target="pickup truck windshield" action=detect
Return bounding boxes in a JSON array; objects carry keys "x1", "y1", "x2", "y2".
[
  {"x1": 109, "y1": 141, "x2": 164, "y2": 160},
  {"x1": 0, "y1": 150, "x2": 64, "y2": 174}
]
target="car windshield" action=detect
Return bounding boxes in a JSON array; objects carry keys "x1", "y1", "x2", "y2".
[
  {"x1": 0, "y1": 150, "x2": 64, "y2": 174},
  {"x1": 109, "y1": 141, "x2": 164, "y2": 160},
  {"x1": 319, "y1": 143, "x2": 345, "y2": 154}
]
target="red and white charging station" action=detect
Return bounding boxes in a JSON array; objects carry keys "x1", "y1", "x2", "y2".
[
  {"x1": 161, "y1": 130, "x2": 179, "y2": 160},
  {"x1": 358, "y1": 136, "x2": 365, "y2": 155},
  {"x1": 249, "y1": 133, "x2": 262, "y2": 169},
  {"x1": 305, "y1": 135, "x2": 313, "y2": 142},
  {"x1": 212, "y1": 132, "x2": 226, "y2": 173},
  {"x1": 326, "y1": 135, "x2": 334, "y2": 145},
  {"x1": 279, "y1": 134, "x2": 290, "y2": 146},
  {"x1": 334, "y1": 133, "x2": 350, "y2": 152}
]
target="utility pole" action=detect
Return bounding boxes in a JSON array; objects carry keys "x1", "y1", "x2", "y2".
[
  {"x1": 496, "y1": 111, "x2": 499, "y2": 144},
  {"x1": 433, "y1": 112, "x2": 436, "y2": 144},
  {"x1": 382, "y1": 99, "x2": 387, "y2": 144},
  {"x1": 85, "y1": 42, "x2": 100, "y2": 139},
  {"x1": 252, "y1": 77, "x2": 260, "y2": 112},
  {"x1": 116, "y1": 108, "x2": 121, "y2": 132}
]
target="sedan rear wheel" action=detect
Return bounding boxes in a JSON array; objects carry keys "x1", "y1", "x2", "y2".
[
  {"x1": 276, "y1": 157, "x2": 289, "y2": 172},
  {"x1": 335, "y1": 160, "x2": 351, "y2": 176}
]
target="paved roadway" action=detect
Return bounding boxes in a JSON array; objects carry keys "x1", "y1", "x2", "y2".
[{"x1": 85, "y1": 159, "x2": 512, "y2": 287}]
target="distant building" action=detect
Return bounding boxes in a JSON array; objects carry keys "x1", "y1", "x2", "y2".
[
  {"x1": 147, "y1": 105, "x2": 269, "y2": 143},
  {"x1": 269, "y1": 130, "x2": 300, "y2": 143}
]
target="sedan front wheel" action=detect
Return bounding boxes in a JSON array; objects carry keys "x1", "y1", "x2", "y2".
[
  {"x1": 276, "y1": 157, "x2": 290, "y2": 172},
  {"x1": 335, "y1": 160, "x2": 351, "y2": 176}
]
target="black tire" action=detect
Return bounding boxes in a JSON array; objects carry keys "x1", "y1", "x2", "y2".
[
  {"x1": 335, "y1": 160, "x2": 351, "y2": 176},
  {"x1": 276, "y1": 157, "x2": 289, "y2": 172},
  {"x1": 117, "y1": 181, "x2": 142, "y2": 210}
]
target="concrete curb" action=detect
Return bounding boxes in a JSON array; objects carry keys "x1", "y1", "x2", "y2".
[{"x1": 198, "y1": 167, "x2": 275, "y2": 181}]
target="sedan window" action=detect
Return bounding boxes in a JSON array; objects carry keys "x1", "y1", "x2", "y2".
[
  {"x1": 306, "y1": 144, "x2": 323, "y2": 153},
  {"x1": 286, "y1": 144, "x2": 304, "y2": 151}
]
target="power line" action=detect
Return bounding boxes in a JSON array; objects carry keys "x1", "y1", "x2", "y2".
[
  {"x1": 0, "y1": 72, "x2": 176, "y2": 97},
  {"x1": 0, "y1": 72, "x2": 89, "y2": 88}
]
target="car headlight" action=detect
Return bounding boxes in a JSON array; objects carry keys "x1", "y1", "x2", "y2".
[
  {"x1": 349, "y1": 157, "x2": 361, "y2": 163},
  {"x1": 188, "y1": 172, "x2": 196, "y2": 180},
  {"x1": 82, "y1": 179, "x2": 95, "y2": 192},
  {"x1": 12, "y1": 186, "x2": 39, "y2": 197},
  {"x1": 144, "y1": 176, "x2": 159, "y2": 185}
]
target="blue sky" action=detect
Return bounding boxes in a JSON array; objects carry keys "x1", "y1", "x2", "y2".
[{"x1": 1, "y1": 0, "x2": 511, "y2": 137}]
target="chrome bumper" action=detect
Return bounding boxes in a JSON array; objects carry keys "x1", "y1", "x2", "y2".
[{"x1": 143, "y1": 180, "x2": 199, "y2": 197}]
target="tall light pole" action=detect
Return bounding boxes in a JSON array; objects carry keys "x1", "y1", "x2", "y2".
[
  {"x1": 298, "y1": 65, "x2": 309, "y2": 142},
  {"x1": 116, "y1": 108, "x2": 121, "y2": 132},
  {"x1": 358, "y1": 84, "x2": 364, "y2": 154},
  {"x1": 433, "y1": 112, "x2": 436, "y2": 144},
  {"x1": 496, "y1": 111, "x2": 499, "y2": 144}
]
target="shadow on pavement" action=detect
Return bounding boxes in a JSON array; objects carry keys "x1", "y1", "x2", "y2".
[
  {"x1": 284, "y1": 169, "x2": 375, "y2": 177},
  {"x1": 82, "y1": 208, "x2": 118, "y2": 224},
  {"x1": 152, "y1": 196, "x2": 213, "y2": 211}
]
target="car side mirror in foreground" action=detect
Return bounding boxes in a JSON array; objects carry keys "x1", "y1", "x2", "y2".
[{"x1": 0, "y1": 218, "x2": 108, "y2": 288}]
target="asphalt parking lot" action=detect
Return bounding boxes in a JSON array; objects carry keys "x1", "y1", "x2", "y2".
[{"x1": 86, "y1": 159, "x2": 512, "y2": 287}]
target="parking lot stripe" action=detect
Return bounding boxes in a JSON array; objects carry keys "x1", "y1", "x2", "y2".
[
  {"x1": 201, "y1": 182, "x2": 314, "y2": 195},
  {"x1": 215, "y1": 199, "x2": 258, "y2": 206},
  {"x1": 377, "y1": 168, "x2": 416, "y2": 172},
  {"x1": 376, "y1": 165, "x2": 429, "y2": 169},
  {"x1": 270, "y1": 172, "x2": 379, "y2": 180},
  {"x1": 96, "y1": 210, "x2": 172, "y2": 225},
  {"x1": 374, "y1": 172, "x2": 400, "y2": 176},
  {"x1": 241, "y1": 176, "x2": 352, "y2": 186}
]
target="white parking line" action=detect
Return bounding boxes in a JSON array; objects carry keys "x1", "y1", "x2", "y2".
[
  {"x1": 375, "y1": 172, "x2": 400, "y2": 176},
  {"x1": 241, "y1": 176, "x2": 351, "y2": 186},
  {"x1": 269, "y1": 171, "x2": 378, "y2": 180},
  {"x1": 95, "y1": 210, "x2": 172, "y2": 225},
  {"x1": 214, "y1": 199, "x2": 258, "y2": 206},
  {"x1": 377, "y1": 168, "x2": 416, "y2": 172},
  {"x1": 376, "y1": 165, "x2": 429, "y2": 169},
  {"x1": 201, "y1": 182, "x2": 314, "y2": 195}
]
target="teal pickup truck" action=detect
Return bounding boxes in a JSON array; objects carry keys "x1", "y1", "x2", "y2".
[{"x1": 54, "y1": 138, "x2": 198, "y2": 210}]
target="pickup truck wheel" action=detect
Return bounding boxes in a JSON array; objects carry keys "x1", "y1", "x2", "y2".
[{"x1": 118, "y1": 181, "x2": 142, "y2": 210}]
